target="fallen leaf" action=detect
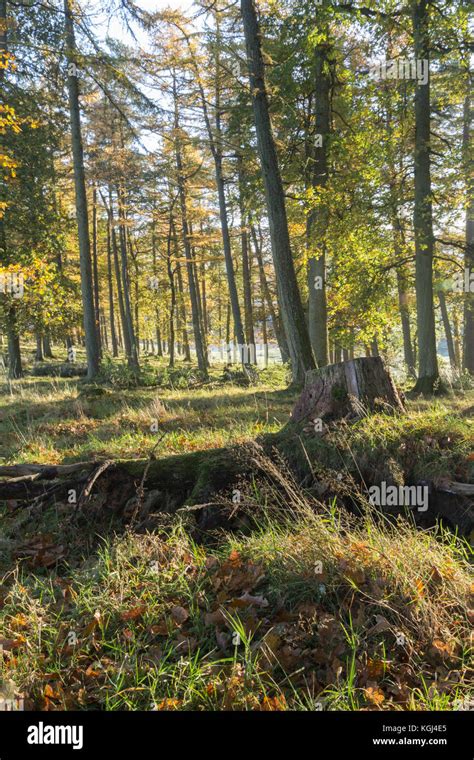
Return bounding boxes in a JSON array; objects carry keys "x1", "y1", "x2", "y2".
[
  {"x1": 367, "y1": 658, "x2": 386, "y2": 679},
  {"x1": 170, "y1": 605, "x2": 189, "y2": 625},
  {"x1": 155, "y1": 698, "x2": 182, "y2": 711},
  {"x1": 85, "y1": 664, "x2": 101, "y2": 678},
  {"x1": 365, "y1": 686, "x2": 385, "y2": 706},
  {"x1": 0, "y1": 636, "x2": 26, "y2": 652},
  {"x1": 149, "y1": 622, "x2": 168, "y2": 636},
  {"x1": 121, "y1": 604, "x2": 147, "y2": 621},
  {"x1": 260, "y1": 694, "x2": 287, "y2": 711},
  {"x1": 9, "y1": 613, "x2": 28, "y2": 629},
  {"x1": 414, "y1": 578, "x2": 425, "y2": 598},
  {"x1": 82, "y1": 610, "x2": 101, "y2": 636},
  {"x1": 230, "y1": 592, "x2": 269, "y2": 609},
  {"x1": 366, "y1": 615, "x2": 391, "y2": 637},
  {"x1": 427, "y1": 639, "x2": 454, "y2": 664},
  {"x1": 204, "y1": 608, "x2": 227, "y2": 626}
]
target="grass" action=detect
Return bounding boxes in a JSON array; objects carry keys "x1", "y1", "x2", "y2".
[
  {"x1": 0, "y1": 349, "x2": 473, "y2": 711},
  {"x1": 0, "y1": 354, "x2": 292, "y2": 463},
  {"x1": 1, "y1": 488, "x2": 472, "y2": 711}
]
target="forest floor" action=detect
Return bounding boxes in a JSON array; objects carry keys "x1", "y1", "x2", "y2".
[{"x1": 0, "y1": 350, "x2": 473, "y2": 711}]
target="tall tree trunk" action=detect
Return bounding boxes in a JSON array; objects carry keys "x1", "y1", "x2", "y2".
[
  {"x1": 0, "y1": 0, "x2": 22, "y2": 379},
  {"x1": 117, "y1": 183, "x2": 139, "y2": 372},
  {"x1": 238, "y1": 161, "x2": 256, "y2": 356},
  {"x1": 129, "y1": 238, "x2": 140, "y2": 355},
  {"x1": 91, "y1": 185, "x2": 101, "y2": 354},
  {"x1": 438, "y1": 290, "x2": 457, "y2": 371},
  {"x1": 391, "y1": 203, "x2": 416, "y2": 377},
  {"x1": 306, "y1": 41, "x2": 330, "y2": 367},
  {"x1": 151, "y1": 220, "x2": 163, "y2": 358},
  {"x1": 176, "y1": 261, "x2": 191, "y2": 361},
  {"x1": 192, "y1": 241, "x2": 208, "y2": 362},
  {"x1": 167, "y1": 215, "x2": 177, "y2": 368},
  {"x1": 261, "y1": 286, "x2": 268, "y2": 367},
  {"x1": 0, "y1": 0, "x2": 23, "y2": 378},
  {"x1": 187, "y1": 14, "x2": 246, "y2": 356},
  {"x1": 172, "y1": 73, "x2": 208, "y2": 377},
  {"x1": 225, "y1": 302, "x2": 231, "y2": 360},
  {"x1": 43, "y1": 334, "x2": 53, "y2": 358},
  {"x1": 396, "y1": 269, "x2": 416, "y2": 377},
  {"x1": 463, "y1": 68, "x2": 474, "y2": 373},
  {"x1": 6, "y1": 307, "x2": 22, "y2": 379},
  {"x1": 241, "y1": 0, "x2": 315, "y2": 384},
  {"x1": 384, "y1": 58, "x2": 416, "y2": 380},
  {"x1": 453, "y1": 310, "x2": 462, "y2": 370},
  {"x1": 100, "y1": 311, "x2": 109, "y2": 351},
  {"x1": 410, "y1": 0, "x2": 439, "y2": 394},
  {"x1": 63, "y1": 0, "x2": 99, "y2": 380},
  {"x1": 105, "y1": 212, "x2": 119, "y2": 357},
  {"x1": 200, "y1": 261, "x2": 209, "y2": 337},
  {"x1": 35, "y1": 334, "x2": 44, "y2": 361},
  {"x1": 250, "y1": 223, "x2": 289, "y2": 362},
  {"x1": 107, "y1": 190, "x2": 131, "y2": 360}
]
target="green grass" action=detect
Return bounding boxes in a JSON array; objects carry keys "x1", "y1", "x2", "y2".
[
  {"x1": 0, "y1": 353, "x2": 292, "y2": 464},
  {"x1": 0, "y1": 350, "x2": 473, "y2": 711},
  {"x1": 1, "y1": 493, "x2": 472, "y2": 711}
]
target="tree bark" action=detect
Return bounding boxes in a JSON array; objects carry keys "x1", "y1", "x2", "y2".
[
  {"x1": 6, "y1": 306, "x2": 23, "y2": 379},
  {"x1": 151, "y1": 219, "x2": 163, "y2": 358},
  {"x1": 108, "y1": 190, "x2": 131, "y2": 360},
  {"x1": 438, "y1": 290, "x2": 458, "y2": 371},
  {"x1": 117, "y1": 183, "x2": 139, "y2": 372},
  {"x1": 410, "y1": 0, "x2": 439, "y2": 394},
  {"x1": 306, "y1": 40, "x2": 330, "y2": 367},
  {"x1": 91, "y1": 185, "x2": 101, "y2": 354},
  {"x1": 167, "y1": 214, "x2": 177, "y2": 368},
  {"x1": 463, "y1": 69, "x2": 474, "y2": 373},
  {"x1": 35, "y1": 334, "x2": 44, "y2": 361},
  {"x1": 241, "y1": 0, "x2": 315, "y2": 384},
  {"x1": 250, "y1": 223, "x2": 289, "y2": 363},
  {"x1": 63, "y1": 0, "x2": 100, "y2": 380},
  {"x1": 43, "y1": 333, "x2": 53, "y2": 359},
  {"x1": 172, "y1": 73, "x2": 208, "y2": 377},
  {"x1": 176, "y1": 260, "x2": 191, "y2": 361},
  {"x1": 238, "y1": 160, "x2": 256, "y2": 356},
  {"x1": 105, "y1": 210, "x2": 119, "y2": 357},
  {"x1": 291, "y1": 356, "x2": 405, "y2": 424}
]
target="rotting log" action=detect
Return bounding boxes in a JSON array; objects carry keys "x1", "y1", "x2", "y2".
[{"x1": 1, "y1": 361, "x2": 472, "y2": 537}]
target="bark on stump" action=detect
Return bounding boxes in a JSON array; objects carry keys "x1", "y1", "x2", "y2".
[{"x1": 291, "y1": 357, "x2": 405, "y2": 424}]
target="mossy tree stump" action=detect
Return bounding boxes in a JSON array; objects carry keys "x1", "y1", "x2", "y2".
[{"x1": 291, "y1": 357, "x2": 405, "y2": 424}]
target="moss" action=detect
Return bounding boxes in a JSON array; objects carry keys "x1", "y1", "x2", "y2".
[{"x1": 331, "y1": 384, "x2": 347, "y2": 401}]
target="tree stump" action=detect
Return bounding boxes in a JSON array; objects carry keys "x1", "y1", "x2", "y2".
[{"x1": 290, "y1": 357, "x2": 405, "y2": 424}]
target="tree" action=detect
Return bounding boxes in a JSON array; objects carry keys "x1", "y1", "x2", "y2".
[
  {"x1": 410, "y1": 0, "x2": 439, "y2": 394},
  {"x1": 463, "y1": 62, "x2": 473, "y2": 373},
  {"x1": 64, "y1": 0, "x2": 100, "y2": 379},
  {"x1": 240, "y1": 0, "x2": 315, "y2": 384}
]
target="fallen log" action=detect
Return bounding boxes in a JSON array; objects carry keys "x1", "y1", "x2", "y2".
[
  {"x1": 30, "y1": 363, "x2": 88, "y2": 378},
  {"x1": 0, "y1": 462, "x2": 95, "y2": 478},
  {"x1": 0, "y1": 360, "x2": 471, "y2": 537}
]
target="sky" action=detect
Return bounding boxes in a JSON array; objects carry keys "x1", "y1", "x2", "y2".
[{"x1": 104, "y1": 0, "x2": 191, "y2": 44}]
